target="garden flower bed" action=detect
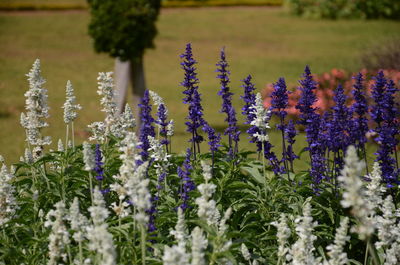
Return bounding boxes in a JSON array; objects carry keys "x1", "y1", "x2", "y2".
[{"x1": 0, "y1": 44, "x2": 399, "y2": 265}]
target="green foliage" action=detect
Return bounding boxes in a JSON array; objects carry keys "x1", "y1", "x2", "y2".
[
  {"x1": 0, "y1": 141, "x2": 366, "y2": 264},
  {"x1": 285, "y1": 0, "x2": 400, "y2": 19},
  {"x1": 87, "y1": 0, "x2": 161, "y2": 61}
]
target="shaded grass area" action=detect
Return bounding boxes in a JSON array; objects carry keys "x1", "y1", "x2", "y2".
[{"x1": 0, "y1": 7, "x2": 399, "y2": 165}]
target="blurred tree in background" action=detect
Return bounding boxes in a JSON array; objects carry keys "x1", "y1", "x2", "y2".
[
  {"x1": 87, "y1": 0, "x2": 161, "y2": 122},
  {"x1": 285, "y1": 0, "x2": 400, "y2": 19}
]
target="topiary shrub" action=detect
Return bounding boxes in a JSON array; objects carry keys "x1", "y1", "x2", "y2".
[{"x1": 87, "y1": 0, "x2": 161, "y2": 62}]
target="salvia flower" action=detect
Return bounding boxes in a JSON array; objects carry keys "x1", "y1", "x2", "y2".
[
  {"x1": 126, "y1": 161, "x2": 152, "y2": 226},
  {"x1": 241, "y1": 243, "x2": 251, "y2": 262},
  {"x1": 329, "y1": 84, "x2": 352, "y2": 175},
  {"x1": 195, "y1": 161, "x2": 220, "y2": 226},
  {"x1": 287, "y1": 199, "x2": 319, "y2": 265},
  {"x1": 94, "y1": 144, "x2": 104, "y2": 183},
  {"x1": 296, "y1": 66, "x2": 326, "y2": 191},
  {"x1": 339, "y1": 146, "x2": 374, "y2": 240},
  {"x1": 22, "y1": 59, "x2": 51, "y2": 148},
  {"x1": 148, "y1": 135, "x2": 171, "y2": 191},
  {"x1": 374, "y1": 79, "x2": 399, "y2": 186},
  {"x1": 180, "y1": 43, "x2": 205, "y2": 155},
  {"x1": 331, "y1": 85, "x2": 352, "y2": 150},
  {"x1": 249, "y1": 93, "x2": 271, "y2": 140},
  {"x1": 97, "y1": 72, "x2": 117, "y2": 122},
  {"x1": 87, "y1": 187, "x2": 116, "y2": 265},
  {"x1": 202, "y1": 122, "x2": 222, "y2": 154},
  {"x1": 375, "y1": 125, "x2": 398, "y2": 187},
  {"x1": 271, "y1": 77, "x2": 289, "y2": 122},
  {"x1": 45, "y1": 201, "x2": 70, "y2": 265},
  {"x1": 62, "y1": 80, "x2": 81, "y2": 124},
  {"x1": 0, "y1": 165, "x2": 18, "y2": 226},
  {"x1": 285, "y1": 120, "x2": 298, "y2": 171},
  {"x1": 68, "y1": 197, "x2": 88, "y2": 243},
  {"x1": 138, "y1": 90, "x2": 155, "y2": 162},
  {"x1": 325, "y1": 217, "x2": 350, "y2": 265},
  {"x1": 241, "y1": 75, "x2": 257, "y2": 125},
  {"x1": 83, "y1": 142, "x2": 95, "y2": 171},
  {"x1": 384, "y1": 243, "x2": 400, "y2": 265},
  {"x1": 271, "y1": 213, "x2": 291, "y2": 261},
  {"x1": 191, "y1": 227, "x2": 207, "y2": 265},
  {"x1": 110, "y1": 133, "x2": 141, "y2": 218},
  {"x1": 167, "y1": 119, "x2": 174, "y2": 137},
  {"x1": 249, "y1": 93, "x2": 281, "y2": 174},
  {"x1": 170, "y1": 207, "x2": 188, "y2": 248},
  {"x1": 88, "y1": 72, "x2": 119, "y2": 141},
  {"x1": 350, "y1": 73, "x2": 369, "y2": 148},
  {"x1": 57, "y1": 139, "x2": 64, "y2": 152},
  {"x1": 370, "y1": 71, "x2": 387, "y2": 128},
  {"x1": 365, "y1": 162, "x2": 386, "y2": 209},
  {"x1": 178, "y1": 149, "x2": 196, "y2": 211},
  {"x1": 88, "y1": 121, "x2": 106, "y2": 142},
  {"x1": 216, "y1": 48, "x2": 240, "y2": 153},
  {"x1": 149, "y1": 90, "x2": 171, "y2": 146},
  {"x1": 216, "y1": 207, "x2": 233, "y2": 253},
  {"x1": 111, "y1": 104, "x2": 136, "y2": 139},
  {"x1": 271, "y1": 77, "x2": 290, "y2": 171},
  {"x1": 375, "y1": 195, "x2": 398, "y2": 249},
  {"x1": 162, "y1": 245, "x2": 190, "y2": 265},
  {"x1": 296, "y1": 66, "x2": 318, "y2": 123},
  {"x1": 296, "y1": 66, "x2": 320, "y2": 149}
]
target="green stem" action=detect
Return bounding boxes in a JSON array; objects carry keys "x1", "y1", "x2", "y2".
[
  {"x1": 364, "y1": 238, "x2": 380, "y2": 265},
  {"x1": 65, "y1": 124, "x2": 69, "y2": 152},
  {"x1": 67, "y1": 244, "x2": 72, "y2": 265},
  {"x1": 140, "y1": 224, "x2": 146, "y2": 265},
  {"x1": 79, "y1": 241, "x2": 83, "y2": 265},
  {"x1": 364, "y1": 239, "x2": 369, "y2": 265},
  {"x1": 89, "y1": 172, "x2": 94, "y2": 204},
  {"x1": 71, "y1": 121, "x2": 75, "y2": 150}
]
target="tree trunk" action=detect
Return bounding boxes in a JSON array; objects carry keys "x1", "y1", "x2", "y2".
[
  {"x1": 130, "y1": 56, "x2": 146, "y2": 129},
  {"x1": 115, "y1": 57, "x2": 130, "y2": 112},
  {"x1": 114, "y1": 56, "x2": 146, "y2": 129}
]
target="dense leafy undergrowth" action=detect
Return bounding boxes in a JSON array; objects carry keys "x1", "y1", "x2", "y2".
[{"x1": 0, "y1": 44, "x2": 399, "y2": 265}]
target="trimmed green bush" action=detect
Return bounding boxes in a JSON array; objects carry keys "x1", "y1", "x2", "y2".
[{"x1": 87, "y1": 0, "x2": 161, "y2": 62}]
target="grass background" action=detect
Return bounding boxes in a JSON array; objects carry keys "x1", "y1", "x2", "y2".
[
  {"x1": 0, "y1": 0, "x2": 282, "y2": 10},
  {"x1": 0, "y1": 6, "x2": 399, "y2": 167}
]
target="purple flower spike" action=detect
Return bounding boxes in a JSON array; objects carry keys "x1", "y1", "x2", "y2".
[
  {"x1": 240, "y1": 74, "x2": 281, "y2": 174},
  {"x1": 180, "y1": 44, "x2": 206, "y2": 158},
  {"x1": 374, "y1": 79, "x2": 399, "y2": 186},
  {"x1": 271, "y1": 77, "x2": 290, "y2": 172},
  {"x1": 146, "y1": 196, "x2": 158, "y2": 233},
  {"x1": 138, "y1": 90, "x2": 155, "y2": 162},
  {"x1": 240, "y1": 75, "x2": 260, "y2": 150},
  {"x1": 216, "y1": 48, "x2": 240, "y2": 154},
  {"x1": 241, "y1": 75, "x2": 257, "y2": 125},
  {"x1": 177, "y1": 148, "x2": 196, "y2": 211},
  {"x1": 285, "y1": 120, "x2": 298, "y2": 171},
  {"x1": 329, "y1": 84, "x2": 352, "y2": 176},
  {"x1": 94, "y1": 144, "x2": 104, "y2": 182},
  {"x1": 350, "y1": 73, "x2": 369, "y2": 148},
  {"x1": 156, "y1": 103, "x2": 170, "y2": 147},
  {"x1": 296, "y1": 66, "x2": 326, "y2": 191},
  {"x1": 375, "y1": 126, "x2": 398, "y2": 187},
  {"x1": 271, "y1": 77, "x2": 289, "y2": 122},
  {"x1": 202, "y1": 123, "x2": 222, "y2": 153},
  {"x1": 370, "y1": 71, "x2": 387, "y2": 128}
]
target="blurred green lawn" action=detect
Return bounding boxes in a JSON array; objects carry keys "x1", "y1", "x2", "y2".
[{"x1": 0, "y1": 7, "x2": 399, "y2": 166}]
